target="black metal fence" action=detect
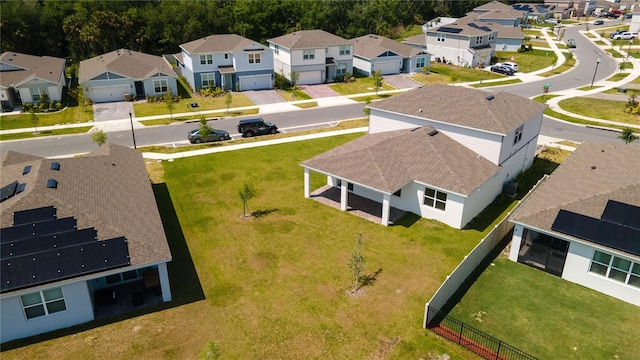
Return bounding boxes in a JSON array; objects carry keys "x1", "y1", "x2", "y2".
[{"x1": 425, "y1": 306, "x2": 537, "y2": 360}]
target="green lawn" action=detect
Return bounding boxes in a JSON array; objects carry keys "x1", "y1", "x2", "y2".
[
  {"x1": 0, "y1": 126, "x2": 93, "y2": 141},
  {"x1": 471, "y1": 78, "x2": 522, "y2": 88},
  {"x1": 538, "y1": 52, "x2": 575, "y2": 77},
  {"x1": 494, "y1": 49, "x2": 557, "y2": 73},
  {"x1": 138, "y1": 109, "x2": 259, "y2": 126},
  {"x1": 132, "y1": 94, "x2": 254, "y2": 117},
  {"x1": 423, "y1": 63, "x2": 504, "y2": 83},
  {"x1": 329, "y1": 74, "x2": 395, "y2": 95},
  {"x1": 449, "y1": 257, "x2": 640, "y2": 360},
  {"x1": 0, "y1": 105, "x2": 94, "y2": 130},
  {"x1": 276, "y1": 88, "x2": 312, "y2": 101},
  {"x1": 558, "y1": 97, "x2": 640, "y2": 125}
]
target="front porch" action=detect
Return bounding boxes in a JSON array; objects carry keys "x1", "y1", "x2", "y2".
[{"x1": 93, "y1": 279, "x2": 164, "y2": 319}]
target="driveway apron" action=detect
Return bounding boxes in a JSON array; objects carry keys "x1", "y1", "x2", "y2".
[
  {"x1": 243, "y1": 90, "x2": 285, "y2": 105},
  {"x1": 93, "y1": 102, "x2": 134, "y2": 121},
  {"x1": 383, "y1": 74, "x2": 421, "y2": 89},
  {"x1": 299, "y1": 84, "x2": 341, "y2": 98}
]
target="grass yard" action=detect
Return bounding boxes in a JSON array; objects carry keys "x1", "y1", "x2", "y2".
[
  {"x1": 0, "y1": 126, "x2": 93, "y2": 141},
  {"x1": 0, "y1": 105, "x2": 94, "y2": 130},
  {"x1": 276, "y1": 88, "x2": 312, "y2": 101},
  {"x1": 471, "y1": 78, "x2": 522, "y2": 88},
  {"x1": 494, "y1": 49, "x2": 557, "y2": 73},
  {"x1": 558, "y1": 97, "x2": 640, "y2": 125},
  {"x1": 329, "y1": 74, "x2": 394, "y2": 95},
  {"x1": 449, "y1": 257, "x2": 640, "y2": 360},
  {"x1": 538, "y1": 52, "x2": 575, "y2": 77},
  {"x1": 138, "y1": 109, "x2": 259, "y2": 126},
  {"x1": 132, "y1": 93, "x2": 254, "y2": 117},
  {"x1": 420, "y1": 63, "x2": 504, "y2": 84}
]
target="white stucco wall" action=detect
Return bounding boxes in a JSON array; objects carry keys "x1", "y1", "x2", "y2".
[{"x1": 1, "y1": 281, "x2": 94, "y2": 343}]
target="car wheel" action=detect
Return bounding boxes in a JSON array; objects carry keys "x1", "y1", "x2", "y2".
[
  {"x1": 270, "y1": 128, "x2": 277, "y2": 134},
  {"x1": 245, "y1": 131, "x2": 253, "y2": 137},
  {"x1": 194, "y1": 138, "x2": 202, "y2": 144},
  {"x1": 219, "y1": 136, "x2": 226, "y2": 141}
]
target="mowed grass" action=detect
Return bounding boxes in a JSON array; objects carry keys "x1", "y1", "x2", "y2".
[
  {"x1": 0, "y1": 106, "x2": 94, "y2": 130},
  {"x1": 449, "y1": 257, "x2": 640, "y2": 360},
  {"x1": 2, "y1": 134, "x2": 493, "y2": 360},
  {"x1": 132, "y1": 93, "x2": 254, "y2": 117},
  {"x1": 558, "y1": 97, "x2": 640, "y2": 125},
  {"x1": 329, "y1": 74, "x2": 395, "y2": 95}
]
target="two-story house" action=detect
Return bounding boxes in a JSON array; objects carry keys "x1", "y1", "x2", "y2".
[
  {"x1": 425, "y1": 16, "x2": 498, "y2": 67},
  {"x1": 351, "y1": 34, "x2": 431, "y2": 75},
  {"x1": 470, "y1": 0, "x2": 526, "y2": 26},
  {"x1": 268, "y1": 30, "x2": 354, "y2": 85},
  {"x1": 177, "y1": 34, "x2": 274, "y2": 92},
  {"x1": 0, "y1": 52, "x2": 66, "y2": 111},
  {"x1": 301, "y1": 85, "x2": 547, "y2": 229}
]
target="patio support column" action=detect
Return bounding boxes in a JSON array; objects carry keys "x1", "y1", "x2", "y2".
[
  {"x1": 381, "y1": 193, "x2": 391, "y2": 226},
  {"x1": 508, "y1": 224, "x2": 524, "y2": 262},
  {"x1": 340, "y1": 181, "x2": 348, "y2": 211},
  {"x1": 158, "y1": 262, "x2": 172, "y2": 302},
  {"x1": 304, "y1": 168, "x2": 310, "y2": 198}
]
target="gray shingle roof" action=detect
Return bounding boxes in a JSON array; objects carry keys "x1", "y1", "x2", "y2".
[
  {"x1": 402, "y1": 34, "x2": 426, "y2": 47},
  {"x1": 180, "y1": 34, "x2": 264, "y2": 54},
  {"x1": 268, "y1": 29, "x2": 352, "y2": 49},
  {"x1": 0, "y1": 52, "x2": 65, "y2": 87},
  {"x1": 430, "y1": 16, "x2": 497, "y2": 36},
  {"x1": 352, "y1": 34, "x2": 426, "y2": 60},
  {"x1": 301, "y1": 126, "x2": 500, "y2": 195},
  {"x1": 477, "y1": 9, "x2": 526, "y2": 19},
  {"x1": 78, "y1": 49, "x2": 177, "y2": 83},
  {"x1": 474, "y1": 0, "x2": 514, "y2": 12},
  {"x1": 510, "y1": 142, "x2": 640, "y2": 236},
  {"x1": 0, "y1": 144, "x2": 172, "y2": 295},
  {"x1": 368, "y1": 84, "x2": 547, "y2": 134}
]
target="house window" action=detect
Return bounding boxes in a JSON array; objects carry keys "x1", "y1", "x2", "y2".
[
  {"x1": 514, "y1": 125, "x2": 524, "y2": 145},
  {"x1": 200, "y1": 54, "x2": 213, "y2": 65},
  {"x1": 30, "y1": 88, "x2": 48, "y2": 101},
  {"x1": 437, "y1": 34, "x2": 446, "y2": 42},
  {"x1": 424, "y1": 187, "x2": 446, "y2": 211},
  {"x1": 416, "y1": 57, "x2": 426, "y2": 69},
  {"x1": 273, "y1": 44, "x2": 279, "y2": 54},
  {"x1": 303, "y1": 49, "x2": 315, "y2": 60},
  {"x1": 475, "y1": 36, "x2": 482, "y2": 45},
  {"x1": 489, "y1": 33, "x2": 495, "y2": 41},
  {"x1": 589, "y1": 250, "x2": 640, "y2": 288},
  {"x1": 153, "y1": 79, "x2": 168, "y2": 93},
  {"x1": 248, "y1": 53, "x2": 261, "y2": 64},
  {"x1": 339, "y1": 45, "x2": 351, "y2": 55},
  {"x1": 393, "y1": 189, "x2": 402, "y2": 197},
  {"x1": 201, "y1": 73, "x2": 215, "y2": 88},
  {"x1": 21, "y1": 287, "x2": 66, "y2": 320},
  {"x1": 336, "y1": 62, "x2": 347, "y2": 76},
  {"x1": 224, "y1": 53, "x2": 229, "y2": 59}
]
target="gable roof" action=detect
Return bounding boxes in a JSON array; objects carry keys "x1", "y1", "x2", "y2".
[
  {"x1": 301, "y1": 126, "x2": 500, "y2": 195},
  {"x1": 0, "y1": 52, "x2": 65, "y2": 88},
  {"x1": 473, "y1": 0, "x2": 514, "y2": 12},
  {"x1": 268, "y1": 29, "x2": 352, "y2": 49},
  {"x1": 510, "y1": 143, "x2": 640, "y2": 248},
  {"x1": 78, "y1": 49, "x2": 177, "y2": 83},
  {"x1": 351, "y1": 34, "x2": 427, "y2": 60},
  {"x1": 402, "y1": 34, "x2": 426, "y2": 47},
  {"x1": 368, "y1": 84, "x2": 547, "y2": 135},
  {"x1": 180, "y1": 34, "x2": 265, "y2": 54},
  {"x1": 430, "y1": 16, "x2": 497, "y2": 37},
  {"x1": 492, "y1": 23, "x2": 526, "y2": 39},
  {"x1": 476, "y1": 9, "x2": 526, "y2": 20},
  {"x1": 0, "y1": 144, "x2": 171, "y2": 295}
]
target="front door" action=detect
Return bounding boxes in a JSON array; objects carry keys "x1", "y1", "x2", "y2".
[
  {"x1": 223, "y1": 74, "x2": 233, "y2": 91},
  {"x1": 135, "y1": 81, "x2": 144, "y2": 98}
]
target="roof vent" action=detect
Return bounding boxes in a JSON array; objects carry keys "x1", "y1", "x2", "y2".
[
  {"x1": 591, "y1": 166, "x2": 596, "y2": 170},
  {"x1": 418, "y1": 108, "x2": 423, "y2": 112},
  {"x1": 486, "y1": 95, "x2": 495, "y2": 101},
  {"x1": 50, "y1": 162, "x2": 60, "y2": 170},
  {"x1": 46, "y1": 179, "x2": 58, "y2": 189},
  {"x1": 428, "y1": 130, "x2": 439, "y2": 136}
]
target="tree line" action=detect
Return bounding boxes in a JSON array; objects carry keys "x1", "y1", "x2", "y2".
[{"x1": 1, "y1": 0, "x2": 491, "y2": 62}]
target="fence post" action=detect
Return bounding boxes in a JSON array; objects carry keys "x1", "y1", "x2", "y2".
[
  {"x1": 496, "y1": 340, "x2": 502, "y2": 360},
  {"x1": 459, "y1": 323, "x2": 464, "y2": 344}
]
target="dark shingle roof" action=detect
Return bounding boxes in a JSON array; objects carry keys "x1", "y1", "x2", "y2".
[
  {"x1": 268, "y1": 30, "x2": 352, "y2": 49},
  {"x1": 301, "y1": 126, "x2": 500, "y2": 195},
  {"x1": 368, "y1": 84, "x2": 547, "y2": 134},
  {"x1": 180, "y1": 34, "x2": 264, "y2": 54},
  {"x1": 0, "y1": 144, "x2": 172, "y2": 295},
  {"x1": 510, "y1": 142, "x2": 640, "y2": 241},
  {"x1": 352, "y1": 34, "x2": 426, "y2": 60},
  {"x1": 0, "y1": 52, "x2": 65, "y2": 87},
  {"x1": 79, "y1": 49, "x2": 177, "y2": 83}
]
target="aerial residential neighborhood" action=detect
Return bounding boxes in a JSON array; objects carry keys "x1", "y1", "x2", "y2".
[{"x1": 1, "y1": 0, "x2": 639, "y2": 359}]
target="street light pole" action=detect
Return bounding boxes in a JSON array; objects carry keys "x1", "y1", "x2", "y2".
[
  {"x1": 129, "y1": 112, "x2": 137, "y2": 149},
  {"x1": 591, "y1": 58, "x2": 600, "y2": 88}
]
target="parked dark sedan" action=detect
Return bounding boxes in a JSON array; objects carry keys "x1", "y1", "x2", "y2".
[
  {"x1": 593, "y1": 20, "x2": 604, "y2": 25},
  {"x1": 188, "y1": 128, "x2": 231, "y2": 143},
  {"x1": 490, "y1": 64, "x2": 515, "y2": 76}
]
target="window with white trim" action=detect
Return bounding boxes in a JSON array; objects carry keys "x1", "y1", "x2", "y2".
[
  {"x1": 339, "y1": 45, "x2": 350, "y2": 55},
  {"x1": 201, "y1": 73, "x2": 215, "y2": 88},
  {"x1": 248, "y1": 53, "x2": 261, "y2": 64},
  {"x1": 513, "y1": 125, "x2": 524, "y2": 145},
  {"x1": 21, "y1": 287, "x2": 66, "y2": 320},
  {"x1": 416, "y1": 57, "x2": 426, "y2": 69},
  {"x1": 336, "y1": 62, "x2": 347, "y2": 76},
  {"x1": 437, "y1": 34, "x2": 446, "y2": 42},
  {"x1": 153, "y1": 79, "x2": 168, "y2": 93},
  {"x1": 589, "y1": 250, "x2": 640, "y2": 288},
  {"x1": 224, "y1": 53, "x2": 229, "y2": 59},
  {"x1": 489, "y1": 33, "x2": 495, "y2": 41},
  {"x1": 424, "y1": 187, "x2": 447, "y2": 211},
  {"x1": 475, "y1": 36, "x2": 482, "y2": 45},
  {"x1": 200, "y1": 54, "x2": 213, "y2": 65},
  {"x1": 273, "y1": 44, "x2": 279, "y2": 54},
  {"x1": 30, "y1": 88, "x2": 48, "y2": 101},
  {"x1": 303, "y1": 49, "x2": 315, "y2": 60}
]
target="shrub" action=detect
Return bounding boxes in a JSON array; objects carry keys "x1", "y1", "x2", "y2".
[{"x1": 274, "y1": 72, "x2": 290, "y2": 89}]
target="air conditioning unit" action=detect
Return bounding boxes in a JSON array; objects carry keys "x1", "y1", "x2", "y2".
[{"x1": 503, "y1": 180, "x2": 518, "y2": 197}]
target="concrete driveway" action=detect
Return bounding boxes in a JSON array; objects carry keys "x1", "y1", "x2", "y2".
[
  {"x1": 243, "y1": 90, "x2": 285, "y2": 105},
  {"x1": 93, "y1": 102, "x2": 134, "y2": 121},
  {"x1": 383, "y1": 74, "x2": 421, "y2": 90},
  {"x1": 299, "y1": 84, "x2": 341, "y2": 98}
]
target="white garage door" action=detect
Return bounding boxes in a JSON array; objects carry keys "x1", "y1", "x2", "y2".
[
  {"x1": 373, "y1": 61, "x2": 399, "y2": 75},
  {"x1": 239, "y1": 74, "x2": 272, "y2": 91},
  {"x1": 297, "y1": 71, "x2": 322, "y2": 85},
  {"x1": 90, "y1": 86, "x2": 129, "y2": 103}
]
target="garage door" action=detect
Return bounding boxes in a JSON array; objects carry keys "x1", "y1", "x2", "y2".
[
  {"x1": 90, "y1": 86, "x2": 129, "y2": 103},
  {"x1": 373, "y1": 61, "x2": 400, "y2": 75},
  {"x1": 239, "y1": 74, "x2": 272, "y2": 91},
  {"x1": 297, "y1": 71, "x2": 322, "y2": 85}
]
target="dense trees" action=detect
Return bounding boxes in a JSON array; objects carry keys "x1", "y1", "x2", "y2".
[{"x1": 1, "y1": 0, "x2": 489, "y2": 62}]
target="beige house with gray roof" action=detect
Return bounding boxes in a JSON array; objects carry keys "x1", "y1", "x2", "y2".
[
  {"x1": 268, "y1": 30, "x2": 354, "y2": 85},
  {"x1": 351, "y1": 34, "x2": 431, "y2": 76},
  {"x1": 508, "y1": 142, "x2": 640, "y2": 306},
  {"x1": 0, "y1": 144, "x2": 173, "y2": 343},
  {"x1": 303, "y1": 85, "x2": 546, "y2": 228},
  {"x1": 0, "y1": 52, "x2": 66, "y2": 111},
  {"x1": 79, "y1": 49, "x2": 178, "y2": 103}
]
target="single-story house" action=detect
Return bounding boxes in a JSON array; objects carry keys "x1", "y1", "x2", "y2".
[
  {"x1": 177, "y1": 34, "x2": 274, "y2": 92},
  {"x1": 303, "y1": 85, "x2": 547, "y2": 228},
  {"x1": 492, "y1": 23, "x2": 527, "y2": 52},
  {"x1": 508, "y1": 142, "x2": 640, "y2": 306},
  {"x1": 0, "y1": 144, "x2": 173, "y2": 343},
  {"x1": 0, "y1": 52, "x2": 66, "y2": 111},
  {"x1": 512, "y1": 3, "x2": 554, "y2": 22},
  {"x1": 351, "y1": 34, "x2": 431, "y2": 75},
  {"x1": 79, "y1": 49, "x2": 178, "y2": 103}
]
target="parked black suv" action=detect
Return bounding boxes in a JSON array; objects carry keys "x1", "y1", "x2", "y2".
[{"x1": 237, "y1": 118, "x2": 278, "y2": 137}]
